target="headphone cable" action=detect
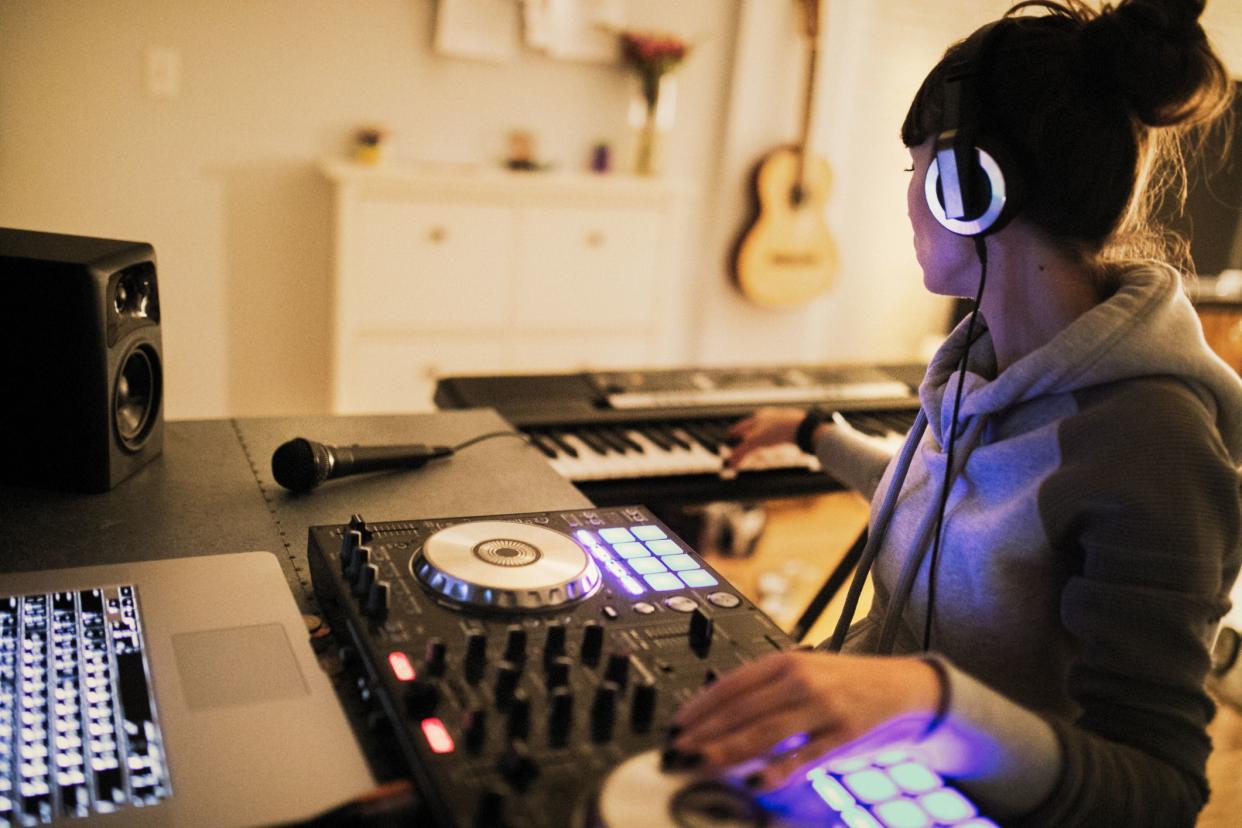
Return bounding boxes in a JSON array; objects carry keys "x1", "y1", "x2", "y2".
[{"x1": 923, "y1": 236, "x2": 988, "y2": 652}]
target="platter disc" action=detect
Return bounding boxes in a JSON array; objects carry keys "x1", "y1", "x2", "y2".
[{"x1": 413, "y1": 521, "x2": 601, "y2": 610}]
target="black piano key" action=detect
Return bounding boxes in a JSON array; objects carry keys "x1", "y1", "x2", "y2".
[
  {"x1": 639, "y1": 426, "x2": 674, "y2": 451},
  {"x1": 545, "y1": 430, "x2": 579, "y2": 458},
  {"x1": 681, "y1": 423, "x2": 720, "y2": 453},
  {"x1": 607, "y1": 428, "x2": 645, "y2": 453},
  {"x1": 526, "y1": 431, "x2": 559, "y2": 459},
  {"x1": 706, "y1": 419, "x2": 738, "y2": 442},
  {"x1": 574, "y1": 429, "x2": 612, "y2": 455},
  {"x1": 660, "y1": 425, "x2": 693, "y2": 451},
  {"x1": 595, "y1": 428, "x2": 632, "y2": 454}
]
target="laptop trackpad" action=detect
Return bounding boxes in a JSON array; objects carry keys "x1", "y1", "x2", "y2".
[{"x1": 173, "y1": 623, "x2": 309, "y2": 709}]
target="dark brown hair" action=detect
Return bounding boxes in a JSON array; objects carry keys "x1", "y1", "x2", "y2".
[{"x1": 903, "y1": 0, "x2": 1234, "y2": 275}]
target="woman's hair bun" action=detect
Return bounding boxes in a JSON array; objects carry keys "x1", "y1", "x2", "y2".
[{"x1": 1077, "y1": 0, "x2": 1229, "y2": 127}]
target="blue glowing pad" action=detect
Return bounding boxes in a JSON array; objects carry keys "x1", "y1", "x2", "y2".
[
  {"x1": 873, "y1": 749, "x2": 909, "y2": 766},
  {"x1": 808, "y1": 773, "x2": 854, "y2": 810},
  {"x1": 661, "y1": 554, "x2": 699, "y2": 572},
  {"x1": 631, "y1": 525, "x2": 666, "y2": 540},
  {"x1": 872, "y1": 798, "x2": 930, "y2": 828},
  {"x1": 642, "y1": 572, "x2": 683, "y2": 591},
  {"x1": 888, "y1": 762, "x2": 939, "y2": 794},
  {"x1": 599, "y1": 527, "x2": 635, "y2": 543},
  {"x1": 919, "y1": 789, "x2": 976, "y2": 822},
  {"x1": 678, "y1": 570, "x2": 718, "y2": 588},
  {"x1": 645, "y1": 539, "x2": 683, "y2": 556},
  {"x1": 842, "y1": 769, "x2": 898, "y2": 804},
  {"x1": 612, "y1": 542, "x2": 650, "y2": 559},
  {"x1": 628, "y1": 557, "x2": 668, "y2": 575},
  {"x1": 840, "y1": 807, "x2": 884, "y2": 828}
]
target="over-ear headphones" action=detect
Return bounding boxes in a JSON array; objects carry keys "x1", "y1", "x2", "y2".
[{"x1": 925, "y1": 21, "x2": 1021, "y2": 237}]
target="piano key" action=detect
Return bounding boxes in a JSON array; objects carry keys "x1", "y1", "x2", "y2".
[
  {"x1": 659, "y1": 425, "x2": 693, "y2": 451},
  {"x1": 680, "y1": 423, "x2": 720, "y2": 453},
  {"x1": 574, "y1": 428, "x2": 614, "y2": 455},
  {"x1": 527, "y1": 432, "x2": 558, "y2": 459},
  {"x1": 595, "y1": 428, "x2": 633, "y2": 455},
  {"x1": 606, "y1": 427, "x2": 645, "y2": 453},
  {"x1": 544, "y1": 430, "x2": 579, "y2": 458},
  {"x1": 638, "y1": 426, "x2": 674, "y2": 451}
]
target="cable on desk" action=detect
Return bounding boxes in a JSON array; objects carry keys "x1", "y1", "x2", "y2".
[{"x1": 451, "y1": 431, "x2": 531, "y2": 452}]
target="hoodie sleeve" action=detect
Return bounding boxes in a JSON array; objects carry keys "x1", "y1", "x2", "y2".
[
  {"x1": 1016, "y1": 377, "x2": 1241, "y2": 826},
  {"x1": 813, "y1": 417, "x2": 900, "y2": 500}
]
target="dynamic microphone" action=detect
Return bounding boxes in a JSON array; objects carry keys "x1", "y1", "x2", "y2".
[{"x1": 271, "y1": 437, "x2": 453, "y2": 493}]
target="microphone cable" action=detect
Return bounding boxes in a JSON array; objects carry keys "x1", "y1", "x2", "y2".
[
  {"x1": 923, "y1": 235, "x2": 988, "y2": 653},
  {"x1": 451, "y1": 430, "x2": 531, "y2": 452}
]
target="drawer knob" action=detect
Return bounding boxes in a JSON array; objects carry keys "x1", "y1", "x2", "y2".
[
  {"x1": 428, "y1": 226, "x2": 448, "y2": 243},
  {"x1": 586, "y1": 231, "x2": 605, "y2": 248}
]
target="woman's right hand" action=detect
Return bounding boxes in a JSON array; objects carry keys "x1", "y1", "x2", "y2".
[{"x1": 726, "y1": 407, "x2": 809, "y2": 467}]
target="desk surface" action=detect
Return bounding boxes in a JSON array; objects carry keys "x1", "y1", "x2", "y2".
[{"x1": 0, "y1": 409, "x2": 589, "y2": 611}]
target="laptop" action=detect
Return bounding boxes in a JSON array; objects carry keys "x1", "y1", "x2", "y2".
[{"x1": 0, "y1": 551, "x2": 375, "y2": 826}]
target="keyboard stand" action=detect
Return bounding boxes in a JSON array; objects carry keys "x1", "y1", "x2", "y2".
[{"x1": 790, "y1": 527, "x2": 868, "y2": 643}]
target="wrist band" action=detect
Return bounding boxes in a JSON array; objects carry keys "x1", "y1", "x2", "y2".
[
  {"x1": 917, "y1": 656, "x2": 952, "y2": 739},
  {"x1": 795, "y1": 408, "x2": 829, "y2": 455}
]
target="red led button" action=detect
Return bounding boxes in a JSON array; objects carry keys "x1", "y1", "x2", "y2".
[
  {"x1": 388, "y1": 651, "x2": 416, "y2": 682},
  {"x1": 421, "y1": 717, "x2": 455, "y2": 754}
]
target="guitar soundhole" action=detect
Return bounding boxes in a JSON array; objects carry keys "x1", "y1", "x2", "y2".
[{"x1": 790, "y1": 184, "x2": 806, "y2": 208}]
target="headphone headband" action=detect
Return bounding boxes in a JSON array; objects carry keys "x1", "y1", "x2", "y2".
[{"x1": 926, "y1": 20, "x2": 1019, "y2": 237}]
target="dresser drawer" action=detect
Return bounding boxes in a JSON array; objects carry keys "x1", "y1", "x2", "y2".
[
  {"x1": 513, "y1": 205, "x2": 662, "y2": 330},
  {"x1": 351, "y1": 199, "x2": 513, "y2": 331},
  {"x1": 338, "y1": 336, "x2": 507, "y2": 413}
]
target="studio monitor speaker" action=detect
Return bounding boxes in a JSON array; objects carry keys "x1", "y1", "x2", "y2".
[{"x1": 0, "y1": 227, "x2": 164, "y2": 492}]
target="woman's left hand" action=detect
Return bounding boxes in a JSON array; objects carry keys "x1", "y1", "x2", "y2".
[{"x1": 670, "y1": 650, "x2": 942, "y2": 790}]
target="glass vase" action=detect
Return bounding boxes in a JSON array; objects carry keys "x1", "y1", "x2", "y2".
[{"x1": 628, "y1": 73, "x2": 677, "y2": 177}]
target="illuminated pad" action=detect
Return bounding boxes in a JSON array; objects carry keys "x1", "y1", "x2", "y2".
[
  {"x1": 642, "y1": 572, "x2": 683, "y2": 591},
  {"x1": 802, "y1": 750, "x2": 997, "y2": 828},
  {"x1": 678, "y1": 570, "x2": 718, "y2": 588},
  {"x1": 645, "y1": 539, "x2": 683, "y2": 556},
  {"x1": 599, "y1": 528, "x2": 635, "y2": 543},
  {"x1": 612, "y1": 542, "x2": 650, "y2": 559},
  {"x1": 583, "y1": 525, "x2": 723, "y2": 595},
  {"x1": 628, "y1": 557, "x2": 668, "y2": 575}
]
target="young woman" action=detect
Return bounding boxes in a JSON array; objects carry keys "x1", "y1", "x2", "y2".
[{"x1": 668, "y1": 1, "x2": 1241, "y2": 824}]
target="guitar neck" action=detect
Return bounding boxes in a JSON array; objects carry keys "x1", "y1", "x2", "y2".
[
  {"x1": 794, "y1": 0, "x2": 821, "y2": 196},
  {"x1": 795, "y1": 41, "x2": 818, "y2": 190}
]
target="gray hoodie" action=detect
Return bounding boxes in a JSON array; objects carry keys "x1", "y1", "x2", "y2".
[{"x1": 814, "y1": 262, "x2": 1242, "y2": 825}]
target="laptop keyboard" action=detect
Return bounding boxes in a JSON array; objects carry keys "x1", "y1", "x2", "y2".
[{"x1": 0, "y1": 586, "x2": 170, "y2": 826}]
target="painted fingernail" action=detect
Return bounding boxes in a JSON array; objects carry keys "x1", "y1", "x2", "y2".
[{"x1": 744, "y1": 772, "x2": 764, "y2": 790}]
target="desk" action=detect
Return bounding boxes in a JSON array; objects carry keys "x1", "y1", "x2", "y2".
[{"x1": 0, "y1": 409, "x2": 588, "y2": 612}]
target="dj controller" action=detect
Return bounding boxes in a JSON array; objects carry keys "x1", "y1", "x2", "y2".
[{"x1": 307, "y1": 506, "x2": 996, "y2": 828}]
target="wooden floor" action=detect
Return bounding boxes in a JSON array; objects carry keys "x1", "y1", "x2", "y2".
[{"x1": 703, "y1": 492, "x2": 1242, "y2": 826}]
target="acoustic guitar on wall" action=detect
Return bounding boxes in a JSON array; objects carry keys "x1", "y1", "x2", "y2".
[{"x1": 733, "y1": 0, "x2": 838, "y2": 309}]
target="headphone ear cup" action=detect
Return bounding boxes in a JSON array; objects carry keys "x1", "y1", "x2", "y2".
[{"x1": 924, "y1": 141, "x2": 1020, "y2": 237}]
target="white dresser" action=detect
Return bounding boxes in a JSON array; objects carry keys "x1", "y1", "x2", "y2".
[{"x1": 320, "y1": 160, "x2": 695, "y2": 414}]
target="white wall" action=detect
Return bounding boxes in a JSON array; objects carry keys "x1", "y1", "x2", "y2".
[
  {"x1": 0, "y1": 0, "x2": 737, "y2": 418},
  {"x1": 4, "y1": 0, "x2": 1242, "y2": 418}
]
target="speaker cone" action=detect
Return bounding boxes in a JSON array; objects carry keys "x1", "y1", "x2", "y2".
[{"x1": 114, "y1": 343, "x2": 161, "y2": 451}]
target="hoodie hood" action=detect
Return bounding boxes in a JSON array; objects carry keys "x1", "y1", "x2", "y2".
[{"x1": 921, "y1": 263, "x2": 1242, "y2": 464}]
